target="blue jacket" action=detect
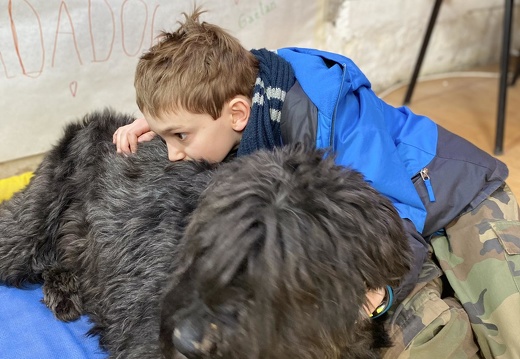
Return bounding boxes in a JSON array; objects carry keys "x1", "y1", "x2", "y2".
[{"x1": 277, "y1": 47, "x2": 508, "y2": 298}]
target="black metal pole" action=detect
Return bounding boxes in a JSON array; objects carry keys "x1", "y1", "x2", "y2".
[
  {"x1": 403, "y1": 0, "x2": 443, "y2": 105},
  {"x1": 494, "y1": 0, "x2": 514, "y2": 155}
]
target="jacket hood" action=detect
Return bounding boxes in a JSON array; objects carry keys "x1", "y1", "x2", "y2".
[{"x1": 277, "y1": 47, "x2": 372, "y2": 117}]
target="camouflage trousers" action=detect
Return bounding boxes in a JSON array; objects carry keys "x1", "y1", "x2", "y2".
[{"x1": 382, "y1": 184, "x2": 520, "y2": 358}]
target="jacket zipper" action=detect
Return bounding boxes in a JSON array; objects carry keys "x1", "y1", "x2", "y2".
[
  {"x1": 329, "y1": 63, "x2": 348, "y2": 148},
  {"x1": 420, "y1": 168, "x2": 436, "y2": 202}
]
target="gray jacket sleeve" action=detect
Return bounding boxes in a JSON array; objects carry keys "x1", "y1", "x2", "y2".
[{"x1": 280, "y1": 81, "x2": 317, "y2": 147}]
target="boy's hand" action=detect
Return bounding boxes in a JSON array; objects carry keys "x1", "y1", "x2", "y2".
[{"x1": 112, "y1": 117, "x2": 156, "y2": 154}]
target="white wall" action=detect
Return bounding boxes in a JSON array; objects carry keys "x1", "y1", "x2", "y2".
[
  {"x1": 1, "y1": 0, "x2": 518, "y2": 173},
  {"x1": 320, "y1": 0, "x2": 519, "y2": 92},
  {"x1": 0, "y1": 0, "x2": 322, "y2": 166}
]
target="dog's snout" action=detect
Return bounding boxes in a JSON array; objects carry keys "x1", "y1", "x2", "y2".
[{"x1": 173, "y1": 317, "x2": 217, "y2": 359}]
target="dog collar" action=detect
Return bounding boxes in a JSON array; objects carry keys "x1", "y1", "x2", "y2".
[{"x1": 369, "y1": 285, "x2": 394, "y2": 319}]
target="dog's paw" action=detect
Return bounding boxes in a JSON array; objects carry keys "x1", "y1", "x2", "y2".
[{"x1": 42, "y1": 268, "x2": 83, "y2": 322}]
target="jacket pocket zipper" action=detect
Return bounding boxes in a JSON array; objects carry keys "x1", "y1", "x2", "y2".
[{"x1": 420, "y1": 168, "x2": 436, "y2": 202}]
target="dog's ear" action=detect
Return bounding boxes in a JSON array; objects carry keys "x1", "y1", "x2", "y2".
[{"x1": 187, "y1": 142, "x2": 411, "y2": 298}]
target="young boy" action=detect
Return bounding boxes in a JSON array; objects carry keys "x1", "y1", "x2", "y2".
[{"x1": 113, "y1": 8, "x2": 520, "y2": 358}]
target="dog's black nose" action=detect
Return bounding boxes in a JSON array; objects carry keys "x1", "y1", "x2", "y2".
[{"x1": 173, "y1": 317, "x2": 213, "y2": 359}]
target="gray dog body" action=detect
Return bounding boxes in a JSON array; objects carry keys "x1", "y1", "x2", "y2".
[{"x1": 0, "y1": 110, "x2": 411, "y2": 358}]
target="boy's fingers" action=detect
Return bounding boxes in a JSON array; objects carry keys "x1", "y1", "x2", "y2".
[
  {"x1": 118, "y1": 132, "x2": 126, "y2": 153},
  {"x1": 112, "y1": 119, "x2": 151, "y2": 154},
  {"x1": 129, "y1": 136, "x2": 138, "y2": 154},
  {"x1": 137, "y1": 131, "x2": 156, "y2": 143},
  {"x1": 113, "y1": 123, "x2": 153, "y2": 154},
  {"x1": 116, "y1": 131, "x2": 130, "y2": 154}
]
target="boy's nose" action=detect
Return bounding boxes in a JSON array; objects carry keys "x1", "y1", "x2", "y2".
[{"x1": 167, "y1": 144, "x2": 186, "y2": 162}]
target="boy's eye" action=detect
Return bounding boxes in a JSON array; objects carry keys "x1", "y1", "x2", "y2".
[{"x1": 175, "y1": 133, "x2": 187, "y2": 140}]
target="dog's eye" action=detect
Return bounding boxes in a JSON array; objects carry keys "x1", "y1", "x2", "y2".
[
  {"x1": 211, "y1": 303, "x2": 236, "y2": 316},
  {"x1": 207, "y1": 302, "x2": 238, "y2": 325}
]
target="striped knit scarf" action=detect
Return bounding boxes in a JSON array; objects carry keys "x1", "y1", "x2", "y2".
[{"x1": 237, "y1": 48, "x2": 296, "y2": 157}]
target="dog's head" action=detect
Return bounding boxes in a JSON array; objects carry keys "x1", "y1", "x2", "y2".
[{"x1": 160, "y1": 144, "x2": 412, "y2": 359}]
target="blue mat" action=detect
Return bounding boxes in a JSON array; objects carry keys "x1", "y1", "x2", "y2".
[{"x1": 0, "y1": 284, "x2": 107, "y2": 358}]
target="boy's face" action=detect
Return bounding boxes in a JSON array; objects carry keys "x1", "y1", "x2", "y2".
[{"x1": 145, "y1": 98, "x2": 249, "y2": 163}]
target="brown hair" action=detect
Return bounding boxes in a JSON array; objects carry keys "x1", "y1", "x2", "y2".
[{"x1": 135, "y1": 7, "x2": 259, "y2": 119}]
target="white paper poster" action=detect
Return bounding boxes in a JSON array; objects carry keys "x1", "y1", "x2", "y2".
[{"x1": 0, "y1": 0, "x2": 323, "y2": 162}]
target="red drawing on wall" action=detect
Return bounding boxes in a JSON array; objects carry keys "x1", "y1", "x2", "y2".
[{"x1": 69, "y1": 81, "x2": 78, "y2": 97}]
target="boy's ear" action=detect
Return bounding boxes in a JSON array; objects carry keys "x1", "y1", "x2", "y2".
[{"x1": 228, "y1": 96, "x2": 250, "y2": 132}]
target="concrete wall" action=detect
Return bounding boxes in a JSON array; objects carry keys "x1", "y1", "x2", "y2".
[{"x1": 320, "y1": 0, "x2": 519, "y2": 92}]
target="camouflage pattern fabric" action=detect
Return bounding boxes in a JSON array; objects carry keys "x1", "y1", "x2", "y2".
[
  {"x1": 381, "y1": 259, "x2": 481, "y2": 359},
  {"x1": 432, "y1": 184, "x2": 520, "y2": 358}
]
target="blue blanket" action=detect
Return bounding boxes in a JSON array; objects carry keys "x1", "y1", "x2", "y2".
[{"x1": 0, "y1": 284, "x2": 107, "y2": 358}]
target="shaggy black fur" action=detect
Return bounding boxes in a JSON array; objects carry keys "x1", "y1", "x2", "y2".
[
  {"x1": 160, "y1": 138, "x2": 413, "y2": 359},
  {"x1": 0, "y1": 109, "x2": 412, "y2": 359}
]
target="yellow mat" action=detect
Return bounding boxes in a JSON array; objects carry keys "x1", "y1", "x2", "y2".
[{"x1": 0, "y1": 172, "x2": 33, "y2": 203}]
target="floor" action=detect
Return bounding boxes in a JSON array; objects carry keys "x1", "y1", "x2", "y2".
[{"x1": 381, "y1": 66, "x2": 520, "y2": 196}]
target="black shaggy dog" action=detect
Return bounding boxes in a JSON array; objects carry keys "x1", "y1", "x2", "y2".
[{"x1": 0, "y1": 110, "x2": 412, "y2": 359}]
